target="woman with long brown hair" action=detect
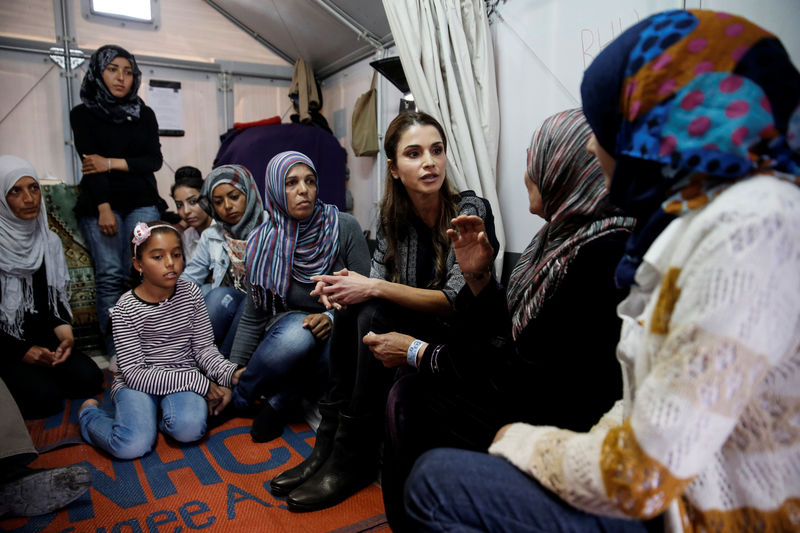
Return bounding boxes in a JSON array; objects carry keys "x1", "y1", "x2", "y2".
[{"x1": 269, "y1": 111, "x2": 498, "y2": 512}]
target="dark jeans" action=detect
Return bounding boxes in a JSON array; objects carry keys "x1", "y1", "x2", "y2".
[
  {"x1": 383, "y1": 370, "x2": 505, "y2": 531},
  {"x1": 0, "y1": 349, "x2": 104, "y2": 419},
  {"x1": 326, "y1": 299, "x2": 455, "y2": 419},
  {"x1": 79, "y1": 205, "x2": 160, "y2": 352},
  {"x1": 405, "y1": 448, "x2": 653, "y2": 533},
  {"x1": 231, "y1": 311, "x2": 330, "y2": 414},
  {"x1": 204, "y1": 286, "x2": 246, "y2": 357}
]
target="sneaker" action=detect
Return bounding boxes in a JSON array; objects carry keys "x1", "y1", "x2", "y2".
[{"x1": 0, "y1": 465, "x2": 91, "y2": 517}]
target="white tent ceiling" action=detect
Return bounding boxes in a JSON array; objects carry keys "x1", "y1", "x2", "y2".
[{"x1": 206, "y1": 0, "x2": 395, "y2": 78}]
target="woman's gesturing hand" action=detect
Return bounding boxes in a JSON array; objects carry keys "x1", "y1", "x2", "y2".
[
  {"x1": 447, "y1": 215, "x2": 494, "y2": 276},
  {"x1": 311, "y1": 269, "x2": 376, "y2": 310}
]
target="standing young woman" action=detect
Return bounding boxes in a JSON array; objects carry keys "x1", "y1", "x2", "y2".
[
  {"x1": 0, "y1": 155, "x2": 103, "y2": 418},
  {"x1": 270, "y1": 112, "x2": 498, "y2": 512},
  {"x1": 71, "y1": 45, "x2": 163, "y2": 353},
  {"x1": 170, "y1": 167, "x2": 212, "y2": 262},
  {"x1": 404, "y1": 10, "x2": 800, "y2": 532},
  {"x1": 181, "y1": 164, "x2": 265, "y2": 356},
  {"x1": 229, "y1": 151, "x2": 371, "y2": 442}
]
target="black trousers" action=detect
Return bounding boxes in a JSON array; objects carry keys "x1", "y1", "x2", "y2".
[
  {"x1": 325, "y1": 299, "x2": 455, "y2": 418},
  {"x1": 1, "y1": 349, "x2": 104, "y2": 419}
]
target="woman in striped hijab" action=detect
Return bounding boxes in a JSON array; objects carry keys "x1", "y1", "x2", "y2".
[
  {"x1": 506, "y1": 107, "x2": 635, "y2": 341},
  {"x1": 228, "y1": 151, "x2": 370, "y2": 442}
]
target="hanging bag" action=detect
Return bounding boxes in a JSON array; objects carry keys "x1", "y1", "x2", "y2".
[{"x1": 351, "y1": 73, "x2": 379, "y2": 156}]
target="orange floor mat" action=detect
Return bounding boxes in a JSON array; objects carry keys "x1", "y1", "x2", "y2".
[{"x1": 3, "y1": 405, "x2": 388, "y2": 533}]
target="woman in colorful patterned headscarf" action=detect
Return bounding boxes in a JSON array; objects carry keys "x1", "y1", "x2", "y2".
[
  {"x1": 71, "y1": 44, "x2": 163, "y2": 356},
  {"x1": 404, "y1": 10, "x2": 800, "y2": 533},
  {"x1": 181, "y1": 164, "x2": 265, "y2": 357},
  {"x1": 581, "y1": 9, "x2": 800, "y2": 286},
  {"x1": 246, "y1": 151, "x2": 340, "y2": 307},
  {"x1": 226, "y1": 151, "x2": 370, "y2": 442}
]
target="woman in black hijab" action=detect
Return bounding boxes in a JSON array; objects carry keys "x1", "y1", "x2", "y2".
[{"x1": 71, "y1": 44, "x2": 163, "y2": 354}]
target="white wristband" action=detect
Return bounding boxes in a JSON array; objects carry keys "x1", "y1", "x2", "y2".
[{"x1": 407, "y1": 339, "x2": 424, "y2": 368}]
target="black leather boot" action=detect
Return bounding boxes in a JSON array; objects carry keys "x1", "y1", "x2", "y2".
[
  {"x1": 269, "y1": 400, "x2": 342, "y2": 496},
  {"x1": 285, "y1": 412, "x2": 379, "y2": 512}
]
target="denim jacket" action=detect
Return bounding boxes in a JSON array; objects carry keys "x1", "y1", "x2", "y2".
[{"x1": 180, "y1": 224, "x2": 228, "y2": 295}]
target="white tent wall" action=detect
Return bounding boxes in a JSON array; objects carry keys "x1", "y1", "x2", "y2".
[
  {"x1": 492, "y1": 0, "x2": 682, "y2": 255},
  {"x1": 71, "y1": 2, "x2": 287, "y2": 65},
  {"x1": 234, "y1": 77, "x2": 291, "y2": 125},
  {"x1": 138, "y1": 67, "x2": 225, "y2": 204},
  {"x1": 490, "y1": 0, "x2": 800, "y2": 257},
  {"x1": 0, "y1": 0, "x2": 292, "y2": 212},
  {"x1": 1, "y1": 49, "x2": 67, "y2": 181},
  {"x1": 319, "y1": 50, "x2": 402, "y2": 236},
  {"x1": 0, "y1": 0, "x2": 56, "y2": 42},
  {"x1": 2, "y1": 0, "x2": 799, "y2": 249}
]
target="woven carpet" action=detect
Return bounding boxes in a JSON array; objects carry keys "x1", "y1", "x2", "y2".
[
  {"x1": 42, "y1": 183, "x2": 102, "y2": 351},
  {"x1": 2, "y1": 386, "x2": 389, "y2": 533}
]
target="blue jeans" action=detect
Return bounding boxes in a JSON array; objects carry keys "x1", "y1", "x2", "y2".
[
  {"x1": 204, "y1": 286, "x2": 246, "y2": 357},
  {"x1": 405, "y1": 448, "x2": 653, "y2": 533},
  {"x1": 79, "y1": 205, "x2": 160, "y2": 349},
  {"x1": 232, "y1": 311, "x2": 330, "y2": 414},
  {"x1": 79, "y1": 387, "x2": 207, "y2": 460}
]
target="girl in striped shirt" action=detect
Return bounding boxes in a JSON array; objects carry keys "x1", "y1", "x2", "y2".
[{"x1": 79, "y1": 221, "x2": 243, "y2": 459}]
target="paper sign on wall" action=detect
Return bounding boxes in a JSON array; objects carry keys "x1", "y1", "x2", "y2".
[{"x1": 147, "y1": 80, "x2": 184, "y2": 136}]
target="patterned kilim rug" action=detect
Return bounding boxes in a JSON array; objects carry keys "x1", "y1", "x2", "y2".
[
  {"x1": 2, "y1": 386, "x2": 389, "y2": 533},
  {"x1": 42, "y1": 183, "x2": 103, "y2": 351}
]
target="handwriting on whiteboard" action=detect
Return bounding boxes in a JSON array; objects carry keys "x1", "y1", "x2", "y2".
[{"x1": 581, "y1": 9, "x2": 642, "y2": 68}]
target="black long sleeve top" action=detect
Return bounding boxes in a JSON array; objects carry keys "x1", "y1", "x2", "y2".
[
  {"x1": 0, "y1": 262, "x2": 71, "y2": 369},
  {"x1": 418, "y1": 230, "x2": 629, "y2": 433},
  {"x1": 70, "y1": 103, "x2": 163, "y2": 217}
]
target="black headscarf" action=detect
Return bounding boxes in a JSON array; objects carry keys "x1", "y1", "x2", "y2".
[
  {"x1": 581, "y1": 10, "x2": 800, "y2": 286},
  {"x1": 80, "y1": 44, "x2": 143, "y2": 123}
]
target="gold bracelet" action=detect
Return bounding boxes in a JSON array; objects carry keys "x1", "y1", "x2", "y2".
[{"x1": 107, "y1": 158, "x2": 111, "y2": 172}]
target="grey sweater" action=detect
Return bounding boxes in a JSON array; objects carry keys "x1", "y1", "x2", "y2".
[
  {"x1": 370, "y1": 192, "x2": 496, "y2": 305},
  {"x1": 229, "y1": 213, "x2": 370, "y2": 366}
]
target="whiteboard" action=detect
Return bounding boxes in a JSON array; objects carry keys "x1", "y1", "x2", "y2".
[
  {"x1": 492, "y1": 0, "x2": 800, "y2": 253},
  {"x1": 494, "y1": 0, "x2": 681, "y2": 105},
  {"x1": 492, "y1": 0, "x2": 682, "y2": 253}
]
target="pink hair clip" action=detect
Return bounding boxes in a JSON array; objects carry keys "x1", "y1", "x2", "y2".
[
  {"x1": 132, "y1": 222, "x2": 180, "y2": 254},
  {"x1": 131, "y1": 222, "x2": 151, "y2": 247}
]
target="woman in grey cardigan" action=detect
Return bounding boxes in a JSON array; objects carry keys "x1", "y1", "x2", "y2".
[{"x1": 229, "y1": 151, "x2": 371, "y2": 442}]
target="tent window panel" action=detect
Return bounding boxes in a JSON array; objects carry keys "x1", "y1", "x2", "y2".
[{"x1": 81, "y1": 0, "x2": 160, "y2": 29}]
